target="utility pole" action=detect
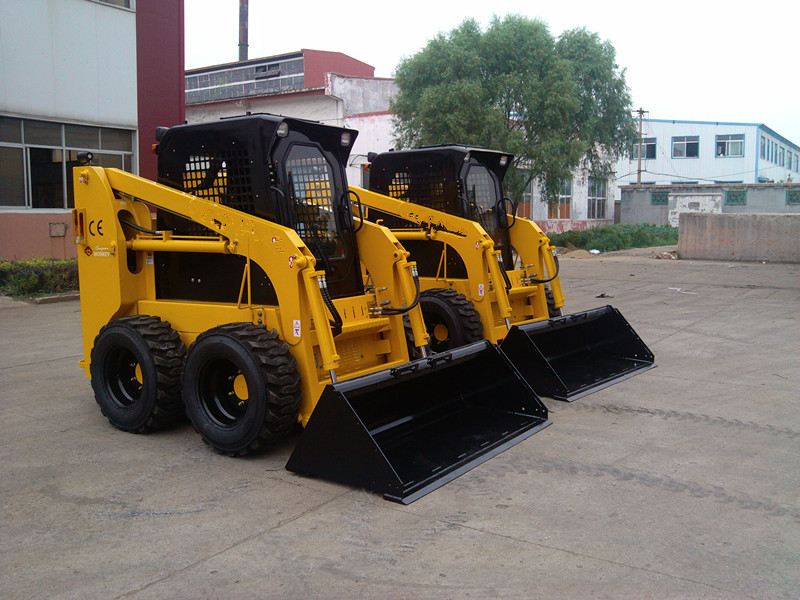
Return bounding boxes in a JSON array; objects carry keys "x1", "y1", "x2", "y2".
[
  {"x1": 635, "y1": 108, "x2": 647, "y2": 184},
  {"x1": 238, "y1": 0, "x2": 249, "y2": 62}
]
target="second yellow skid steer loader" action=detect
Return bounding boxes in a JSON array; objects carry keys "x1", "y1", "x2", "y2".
[
  {"x1": 72, "y1": 115, "x2": 550, "y2": 503},
  {"x1": 361, "y1": 146, "x2": 654, "y2": 401}
]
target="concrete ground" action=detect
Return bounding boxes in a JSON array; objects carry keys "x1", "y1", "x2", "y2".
[{"x1": 1, "y1": 247, "x2": 798, "y2": 599}]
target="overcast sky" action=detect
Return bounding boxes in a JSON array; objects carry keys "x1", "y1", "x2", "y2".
[{"x1": 185, "y1": 0, "x2": 800, "y2": 145}]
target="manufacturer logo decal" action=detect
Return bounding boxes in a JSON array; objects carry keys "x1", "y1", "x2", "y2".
[
  {"x1": 84, "y1": 246, "x2": 93, "y2": 256},
  {"x1": 89, "y1": 219, "x2": 104, "y2": 236}
]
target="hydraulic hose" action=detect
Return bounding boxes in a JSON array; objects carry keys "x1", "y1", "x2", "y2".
[
  {"x1": 348, "y1": 189, "x2": 364, "y2": 232},
  {"x1": 497, "y1": 197, "x2": 517, "y2": 229},
  {"x1": 119, "y1": 218, "x2": 162, "y2": 235},
  {"x1": 497, "y1": 254, "x2": 513, "y2": 292},
  {"x1": 380, "y1": 267, "x2": 422, "y2": 315},
  {"x1": 527, "y1": 254, "x2": 561, "y2": 284},
  {"x1": 318, "y1": 277, "x2": 343, "y2": 337}
]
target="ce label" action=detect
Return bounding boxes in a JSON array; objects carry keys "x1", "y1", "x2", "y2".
[{"x1": 89, "y1": 219, "x2": 104, "y2": 236}]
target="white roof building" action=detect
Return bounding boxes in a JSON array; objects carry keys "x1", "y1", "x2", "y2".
[{"x1": 615, "y1": 119, "x2": 800, "y2": 199}]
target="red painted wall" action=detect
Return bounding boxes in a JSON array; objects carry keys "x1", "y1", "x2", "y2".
[
  {"x1": 137, "y1": 0, "x2": 185, "y2": 181},
  {"x1": 0, "y1": 213, "x2": 77, "y2": 260},
  {"x1": 302, "y1": 49, "x2": 374, "y2": 88}
]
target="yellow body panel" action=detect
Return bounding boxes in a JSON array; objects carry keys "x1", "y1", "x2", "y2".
[
  {"x1": 353, "y1": 186, "x2": 564, "y2": 344},
  {"x1": 73, "y1": 168, "x2": 428, "y2": 426}
]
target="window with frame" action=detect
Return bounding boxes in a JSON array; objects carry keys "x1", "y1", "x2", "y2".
[
  {"x1": 760, "y1": 136, "x2": 766, "y2": 159},
  {"x1": 779, "y1": 147, "x2": 785, "y2": 167},
  {"x1": 548, "y1": 178, "x2": 572, "y2": 219},
  {"x1": 522, "y1": 180, "x2": 533, "y2": 205},
  {"x1": 0, "y1": 118, "x2": 134, "y2": 209},
  {"x1": 672, "y1": 136, "x2": 699, "y2": 158},
  {"x1": 716, "y1": 134, "x2": 744, "y2": 157},
  {"x1": 633, "y1": 137, "x2": 656, "y2": 160},
  {"x1": 724, "y1": 190, "x2": 747, "y2": 205},
  {"x1": 587, "y1": 177, "x2": 607, "y2": 219},
  {"x1": 787, "y1": 189, "x2": 800, "y2": 205}
]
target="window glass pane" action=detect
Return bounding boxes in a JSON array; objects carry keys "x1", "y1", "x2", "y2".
[
  {"x1": 465, "y1": 165, "x2": 498, "y2": 212},
  {"x1": 25, "y1": 120, "x2": 62, "y2": 146},
  {"x1": 101, "y1": 128, "x2": 132, "y2": 151},
  {"x1": 29, "y1": 147, "x2": 64, "y2": 208},
  {"x1": 66, "y1": 155, "x2": 84, "y2": 209},
  {"x1": 686, "y1": 142, "x2": 699, "y2": 157},
  {"x1": 97, "y1": 0, "x2": 132, "y2": 8},
  {"x1": 285, "y1": 144, "x2": 342, "y2": 261},
  {"x1": 66, "y1": 124, "x2": 100, "y2": 149},
  {"x1": 0, "y1": 117, "x2": 22, "y2": 143},
  {"x1": 0, "y1": 147, "x2": 26, "y2": 206},
  {"x1": 96, "y1": 153, "x2": 123, "y2": 169}
]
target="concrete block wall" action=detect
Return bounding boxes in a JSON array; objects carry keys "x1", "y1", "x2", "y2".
[
  {"x1": 621, "y1": 183, "x2": 800, "y2": 226},
  {"x1": 678, "y1": 213, "x2": 800, "y2": 263}
]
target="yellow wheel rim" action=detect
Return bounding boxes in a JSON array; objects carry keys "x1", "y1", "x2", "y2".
[{"x1": 233, "y1": 373, "x2": 249, "y2": 401}]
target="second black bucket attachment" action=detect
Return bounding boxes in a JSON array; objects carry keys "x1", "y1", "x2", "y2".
[
  {"x1": 501, "y1": 305, "x2": 655, "y2": 402},
  {"x1": 286, "y1": 341, "x2": 550, "y2": 504}
]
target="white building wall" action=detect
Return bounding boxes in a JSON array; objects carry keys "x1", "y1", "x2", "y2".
[
  {"x1": 327, "y1": 75, "x2": 396, "y2": 117},
  {"x1": 0, "y1": 0, "x2": 137, "y2": 128},
  {"x1": 615, "y1": 120, "x2": 800, "y2": 200},
  {"x1": 524, "y1": 167, "x2": 616, "y2": 233},
  {"x1": 185, "y1": 94, "x2": 340, "y2": 124},
  {"x1": 758, "y1": 127, "x2": 800, "y2": 183},
  {"x1": 344, "y1": 112, "x2": 394, "y2": 187}
]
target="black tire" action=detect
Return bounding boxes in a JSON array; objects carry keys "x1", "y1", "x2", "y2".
[
  {"x1": 90, "y1": 315, "x2": 186, "y2": 433},
  {"x1": 418, "y1": 288, "x2": 483, "y2": 353},
  {"x1": 403, "y1": 314, "x2": 429, "y2": 360},
  {"x1": 545, "y1": 284, "x2": 562, "y2": 318},
  {"x1": 182, "y1": 323, "x2": 301, "y2": 456}
]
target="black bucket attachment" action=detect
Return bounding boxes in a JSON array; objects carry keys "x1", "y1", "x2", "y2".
[
  {"x1": 500, "y1": 305, "x2": 655, "y2": 402},
  {"x1": 286, "y1": 341, "x2": 550, "y2": 504}
]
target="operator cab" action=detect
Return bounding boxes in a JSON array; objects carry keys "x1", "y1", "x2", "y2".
[
  {"x1": 155, "y1": 114, "x2": 362, "y2": 299},
  {"x1": 368, "y1": 146, "x2": 515, "y2": 270}
]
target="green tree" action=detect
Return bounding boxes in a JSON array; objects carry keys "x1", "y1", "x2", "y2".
[{"x1": 391, "y1": 15, "x2": 637, "y2": 204}]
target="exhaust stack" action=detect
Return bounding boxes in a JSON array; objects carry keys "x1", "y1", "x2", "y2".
[{"x1": 238, "y1": 0, "x2": 248, "y2": 62}]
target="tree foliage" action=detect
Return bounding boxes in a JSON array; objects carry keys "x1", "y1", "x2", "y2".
[{"x1": 391, "y1": 15, "x2": 637, "y2": 203}]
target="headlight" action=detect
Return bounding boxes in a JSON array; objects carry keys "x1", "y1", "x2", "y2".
[
  {"x1": 277, "y1": 122, "x2": 289, "y2": 137},
  {"x1": 500, "y1": 155, "x2": 508, "y2": 167},
  {"x1": 464, "y1": 152, "x2": 471, "y2": 163},
  {"x1": 341, "y1": 132, "x2": 351, "y2": 147}
]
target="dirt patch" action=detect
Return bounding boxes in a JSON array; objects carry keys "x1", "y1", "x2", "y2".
[{"x1": 561, "y1": 249, "x2": 594, "y2": 259}]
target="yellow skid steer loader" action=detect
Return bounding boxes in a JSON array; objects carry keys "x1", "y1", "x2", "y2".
[
  {"x1": 72, "y1": 115, "x2": 550, "y2": 503},
  {"x1": 361, "y1": 146, "x2": 654, "y2": 401}
]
